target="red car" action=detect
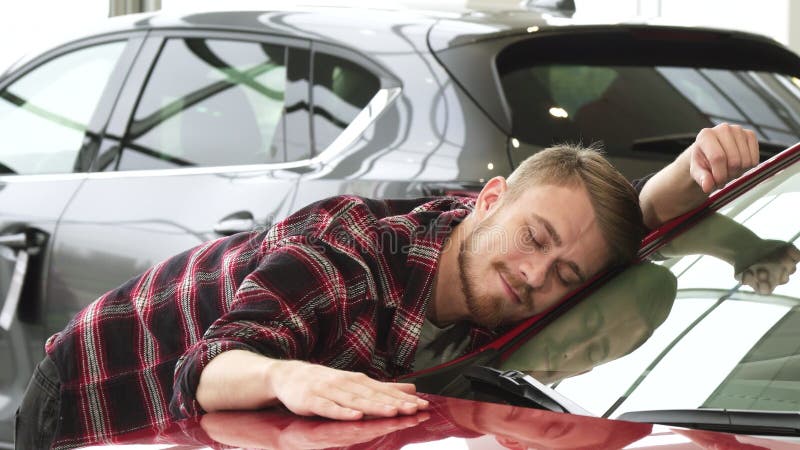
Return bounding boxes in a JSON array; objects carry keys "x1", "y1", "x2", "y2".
[{"x1": 75, "y1": 145, "x2": 800, "y2": 448}]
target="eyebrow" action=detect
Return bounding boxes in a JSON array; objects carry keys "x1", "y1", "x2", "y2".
[{"x1": 531, "y1": 213, "x2": 586, "y2": 283}]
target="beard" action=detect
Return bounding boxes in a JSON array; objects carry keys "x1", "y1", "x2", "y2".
[{"x1": 458, "y1": 228, "x2": 505, "y2": 329}]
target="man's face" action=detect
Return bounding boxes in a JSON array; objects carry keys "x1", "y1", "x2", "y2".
[{"x1": 459, "y1": 182, "x2": 610, "y2": 329}]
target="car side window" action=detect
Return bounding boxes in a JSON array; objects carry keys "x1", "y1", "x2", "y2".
[
  {"x1": 0, "y1": 42, "x2": 126, "y2": 175},
  {"x1": 119, "y1": 38, "x2": 290, "y2": 170},
  {"x1": 312, "y1": 52, "x2": 380, "y2": 153}
]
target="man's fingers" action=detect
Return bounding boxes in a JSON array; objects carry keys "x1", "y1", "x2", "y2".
[
  {"x1": 391, "y1": 383, "x2": 430, "y2": 409},
  {"x1": 274, "y1": 363, "x2": 429, "y2": 421},
  {"x1": 344, "y1": 384, "x2": 422, "y2": 415},
  {"x1": 362, "y1": 379, "x2": 426, "y2": 406},
  {"x1": 717, "y1": 123, "x2": 744, "y2": 176},
  {"x1": 385, "y1": 382, "x2": 429, "y2": 408},
  {"x1": 744, "y1": 128, "x2": 760, "y2": 168},
  {"x1": 787, "y1": 245, "x2": 800, "y2": 263},
  {"x1": 690, "y1": 143, "x2": 716, "y2": 193},
  {"x1": 731, "y1": 125, "x2": 752, "y2": 176},
  {"x1": 387, "y1": 382, "x2": 418, "y2": 394},
  {"x1": 305, "y1": 397, "x2": 364, "y2": 420},
  {"x1": 701, "y1": 126, "x2": 730, "y2": 188},
  {"x1": 325, "y1": 387, "x2": 409, "y2": 417},
  {"x1": 688, "y1": 125, "x2": 760, "y2": 195}
]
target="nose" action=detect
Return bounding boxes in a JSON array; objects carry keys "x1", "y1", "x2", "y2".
[{"x1": 519, "y1": 260, "x2": 548, "y2": 289}]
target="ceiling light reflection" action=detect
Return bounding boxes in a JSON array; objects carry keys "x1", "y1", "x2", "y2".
[{"x1": 549, "y1": 107, "x2": 568, "y2": 118}]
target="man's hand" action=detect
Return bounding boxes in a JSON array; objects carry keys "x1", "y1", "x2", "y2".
[
  {"x1": 197, "y1": 350, "x2": 428, "y2": 420},
  {"x1": 736, "y1": 243, "x2": 800, "y2": 295},
  {"x1": 639, "y1": 123, "x2": 760, "y2": 229},
  {"x1": 687, "y1": 123, "x2": 759, "y2": 193},
  {"x1": 268, "y1": 359, "x2": 428, "y2": 420}
]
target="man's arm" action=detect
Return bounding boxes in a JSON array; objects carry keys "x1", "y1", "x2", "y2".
[
  {"x1": 196, "y1": 349, "x2": 428, "y2": 420},
  {"x1": 171, "y1": 236, "x2": 431, "y2": 421},
  {"x1": 638, "y1": 123, "x2": 759, "y2": 229}
]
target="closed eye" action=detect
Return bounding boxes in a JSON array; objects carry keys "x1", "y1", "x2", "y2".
[
  {"x1": 557, "y1": 264, "x2": 582, "y2": 285},
  {"x1": 527, "y1": 228, "x2": 543, "y2": 249}
]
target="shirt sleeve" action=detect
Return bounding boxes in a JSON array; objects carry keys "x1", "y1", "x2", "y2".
[
  {"x1": 630, "y1": 173, "x2": 655, "y2": 194},
  {"x1": 169, "y1": 236, "x2": 362, "y2": 418}
]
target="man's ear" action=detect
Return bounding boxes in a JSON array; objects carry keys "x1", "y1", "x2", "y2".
[{"x1": 474, "y1": 176, "x2": 508, "y2": 219}]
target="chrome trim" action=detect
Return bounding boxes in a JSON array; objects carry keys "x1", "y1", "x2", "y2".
[
  {"x1": 0, "y1": 250, "x2": 28, "y2": 331},
  {"x1": 78, "y1": 86, "x2": 400, "y2": 180},
  {"x1": 86, "y1": 159, "x2": 315, "y2": 180},
  {"x1": 312, "y1": 86, "x2": 402, "y2": 165},
  {"x1": 0, "y1": 173, "x2": 88, "y2": 183}
]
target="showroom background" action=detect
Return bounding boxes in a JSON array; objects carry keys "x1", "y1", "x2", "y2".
[{"x1": 1, "y1": 0, "x2": 799, "y2": 75}]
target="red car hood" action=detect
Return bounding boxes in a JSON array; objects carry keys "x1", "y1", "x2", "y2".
[{"x1": 78, "y1": 394, "x2": 800, "y2": 449}]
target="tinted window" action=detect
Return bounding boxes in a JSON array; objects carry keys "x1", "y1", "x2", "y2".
[
  {"x1": 500, "y1": 65, "x2": 800, "y2": 178},
  {"x1": 119, "y1": 38, "x2": 289, "y2": 170},
  {"x1": 0, "y1": 42, "x2": 126, "y2": 175},
  {"x1": 312, "y1": 52, "x2": 379, "y2": 153}
]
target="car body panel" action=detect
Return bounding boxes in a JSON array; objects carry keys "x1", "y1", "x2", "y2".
[
  {"x1": 0, "y1": 175, "x2": 86, "y2": 441},
  {"x1": 79, "y1": 393, "x2": 800, "y2": 449}
]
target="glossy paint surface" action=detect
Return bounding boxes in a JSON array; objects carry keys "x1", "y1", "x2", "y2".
[{"x1": 82, "y1": 394, "x2": 800, "y2": 449}]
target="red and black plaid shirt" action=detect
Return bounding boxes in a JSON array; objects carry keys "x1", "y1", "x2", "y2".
[{"x1": 44, "y1": 195, "x2": 495, "y2": 449}]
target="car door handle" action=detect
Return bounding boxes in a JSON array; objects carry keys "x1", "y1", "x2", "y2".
[
  {"x1": 0, "y1": 230, "x2": 46, "y2": 330},
  {"x1": 213, "y1": 211, "x2": 262, "y2": 236}
]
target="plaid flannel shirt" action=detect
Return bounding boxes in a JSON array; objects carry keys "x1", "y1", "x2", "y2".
[{"x1": 44, "y1": 195, "x2": 494, "y2": 449}]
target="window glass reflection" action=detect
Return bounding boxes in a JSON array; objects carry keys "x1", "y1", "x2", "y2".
[
  {"x1": 531, "y1": 161, "x2": 800, "y2": 417},
  {"x1": 312, "y1": 52, "x2": 380, "y2": 153},
  {"x1": 615, "y1": 299, "x2": 790, "y2": 415},
  {"x1": 702, "y1": 69, "x2": 785, "y2": 130},
  {"x1": 0, "y1": 42, "x2": 125, "y2": 175},
  {"x1": 120, "y1": 38, "x2": 288, "y2": 170},
  {"x1": 502, "y1": 65, "x2": 800, "y2": 170},
  {"x1": 658, "y1": 67, "x2": 745, "y2": 121}
]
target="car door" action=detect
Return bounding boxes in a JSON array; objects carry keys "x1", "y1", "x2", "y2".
[
  {"x1": 0, "y1": 35, "x2": 141, "y2": 444},
  {"x1": 49, "y1": 31, "x2": 311, "y2": 332}
]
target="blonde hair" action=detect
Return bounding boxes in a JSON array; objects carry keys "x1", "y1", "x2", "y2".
[{"x1": 505, "y1": 144, "x2": 645, "y2": 267}]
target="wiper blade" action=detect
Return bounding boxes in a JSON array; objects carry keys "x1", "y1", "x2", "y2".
[
  {"x1": 463, "y1": 366, "x2": 592, "y2": 416},
  {"x1": 632, "y1": 133, "x2": 788, "y2": 157},
  {"x1": 618, "y1": 409, "x2": 800, "y2": 436}
]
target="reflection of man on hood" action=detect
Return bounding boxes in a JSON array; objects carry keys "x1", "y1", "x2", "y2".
[
  {"x1": 500, "y1": 262, "x2": 677, "y2": 384},
  {"x1": 143, "y1": 395, "x2": 653, "y2": 450},
  {"x1": 442, "y1": 396, "x2": 652, "y2": 450}
]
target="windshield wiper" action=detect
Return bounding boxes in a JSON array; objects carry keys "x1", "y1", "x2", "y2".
[
  {"x1": 463, "y1": 366, "x2": 592, "y2": 416},
  {"x1": 618, "y1": 409, "x2": 800, "y2": 436},
  {"x1": 632, "y1": 133, "x2": 788, "y2": 157}
]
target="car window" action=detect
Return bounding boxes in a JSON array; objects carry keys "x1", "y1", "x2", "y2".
[
  {"x1": 537, "y1": 161, "x2": 800, "y2": 417},
  {"x1": 312, "y1": 51, "x2": 380, "y2": 153},
  {"x1": 0, "y1": 41, "x2": 126, "y2": 175},
  {"x1": 500, "y1": 65, "x2": 800, "y2": 176},
  {"x1": 119, "y1": 38, "x2": 290, "y2": 170},
  {"x1": 285, "y1": 48, "x2": 312, "y2": 163}
]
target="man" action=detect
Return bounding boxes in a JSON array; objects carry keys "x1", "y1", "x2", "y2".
[{"x1": 15, "y1": 124, "x2": 758, "y2": 449}]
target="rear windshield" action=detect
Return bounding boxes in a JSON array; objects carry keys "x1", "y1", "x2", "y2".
[
  {"x1": 486, "y1": 30, "x2": 800, "y2": 179},
  {"x1": 501, "y1": 64, "x2": 800, "y2": 178}
]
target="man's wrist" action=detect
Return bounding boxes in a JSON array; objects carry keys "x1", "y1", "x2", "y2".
[{"x1": 261, "y1": 357, "x2": 286, "y2": 407}]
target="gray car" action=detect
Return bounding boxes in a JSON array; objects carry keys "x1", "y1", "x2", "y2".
[{"x1": 2, "y1": 4, "x2": 800, "y2": 446}]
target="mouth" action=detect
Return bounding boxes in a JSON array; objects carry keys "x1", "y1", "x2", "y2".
[{"x1": 499, "y1": 272, "x2": 522, "y2": 305}]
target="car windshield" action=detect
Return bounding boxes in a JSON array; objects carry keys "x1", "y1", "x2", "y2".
[
  {"x1": 497, "y1": 150, "x2": 800, "y2": 418},
  {"x1": 501, "y1": 64, "x2": 800, "y2": 179}
]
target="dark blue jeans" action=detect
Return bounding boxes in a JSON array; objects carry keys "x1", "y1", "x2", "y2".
[{"x1": 14, "y1": 356, "x2": 60, "y2": 449}]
